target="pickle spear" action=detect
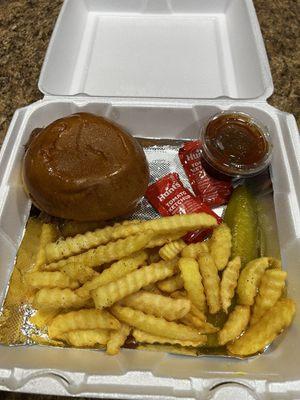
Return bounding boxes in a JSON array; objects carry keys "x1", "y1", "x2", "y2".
[{"x1": 224, "y1": 186, "x2": 259, "y2": 267}]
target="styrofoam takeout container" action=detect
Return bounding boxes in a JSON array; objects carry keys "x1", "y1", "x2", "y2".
[{"x1": 0, "y1": 0, "x2": 299, "y2": 398}]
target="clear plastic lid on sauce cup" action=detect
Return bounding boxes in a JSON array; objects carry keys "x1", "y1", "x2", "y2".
[{"x1": 200, "y1": 112, "x2": 272, "y2": 177}]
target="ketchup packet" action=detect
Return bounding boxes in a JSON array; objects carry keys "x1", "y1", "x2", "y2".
[
  {"x1": 145, "y1": 172, "x2": 221, "y2": 243},
  {"x1": 179, "y1": 140, "x2": 232, "y2": 207}
]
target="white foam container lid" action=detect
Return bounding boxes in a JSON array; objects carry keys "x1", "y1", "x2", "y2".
[{"x1": 0, "y1": 0, "x2": 300, "y2": 398}]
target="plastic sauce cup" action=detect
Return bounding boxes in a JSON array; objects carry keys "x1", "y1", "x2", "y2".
[{"x1": 201, "y1": 112, "x2": 272, "y2": 178}]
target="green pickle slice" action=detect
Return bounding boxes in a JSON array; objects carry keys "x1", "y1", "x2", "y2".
[{"x1": 224, "y1": 186, "x2": 259, "y2": 267}]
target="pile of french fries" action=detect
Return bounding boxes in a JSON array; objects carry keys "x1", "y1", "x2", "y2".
[{"x1": 26, "y1": 213, "x2": 295, "y2": 357}]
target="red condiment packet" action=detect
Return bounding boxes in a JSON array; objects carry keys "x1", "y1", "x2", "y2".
[
  {"x1": 145, "y1": 172, "x2": 221, "y2": 243},
  {"x1": 179, "y1": 140, "x2": 232, "y2": 207}
]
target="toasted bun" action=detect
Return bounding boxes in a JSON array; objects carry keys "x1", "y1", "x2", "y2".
[{"x1": 23, "y1": 113, "x2": 149, "y2": 221}]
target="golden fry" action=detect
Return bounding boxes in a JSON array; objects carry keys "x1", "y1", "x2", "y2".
[
  {"x1": 63, "y1": 329, "x2": 110, "y2": 347},
  {"x1": 48, "y1": 309, "x2": 120, "y2": 339},
  {"x1": 61, "y1": 263, "x2": 98, "y2": 284},
  {"x1": 121, "y1": 290, "x2": 190, "y2": 321},
  {"x1": 109, "y1": 213, "x2": 217, "y2": 240},
  {"x1": 76, "y1": 251, "x2": 147, "y2": 299},
  {"x1": 170, "y1": 291, "x2": 208, "y2": 322},
  {"x1": 157, "y1": 274, "x2": 184, "y2": 293},
  {"x1": 45, "y1": 221, "x2": 123, "y2": 263},
  {"x1": 181, "y1": 242, "x2": 209, "y2": 259},
  {"x1": 178, "y1": 257, "x2": 206, "y2": 311},
  {"x1": 237, "y1": 257, "x2": 269, "y2": 305},
  {"x1": 220, "y1": 256, "x2": 241, "y2": 313},
  {"x1": 250, "y1": 269, "x2": 287, "y2": 325},
  {"x1": 132, "y1": 329, "x2": 207, "y2": 347},
  {"x1": 29, "y1": 309, "x2": 60, "y2": 330},
  {"x1": 111, "y1": 305, "x2": 204, "y2": 341},
  {"x1": 198, "y1": 254, "x2": 221, "y2": 314},
  {"x1": 45, "y1": 214, "x2": 216, "y2": 263},
  {"x1": 44, "y1": 231, "x2": 153, "y2": 271},
  {"x1": 25, "y1": 271, "x2": 79, "y2": 290},
  {"x1": 209, "y1": 223, "x2": 232, "y2": 271},
  {"x1": 35, "y1": 224, "x2": 59, "y2": 268},
  {"x1": 92, "y1": 260, "x2": 177, "y2": 309},
  {"x1": 146, "y1": 233, "x2": 184, "y2": 249},
  {"x1": 120, "y1": 220, "x2": 144, "y2": 226},
  {"x1": 159, "y1": 239, "x2": 186, "y2": 260},
  {"x1": 227, "y1": 299, "x2": 295, "y2": 356},
  {"x1": 30, "y1": 334, "x2": 64, "y2": 347},
  {"x1": 180, "y1": 313, "x2": 219, "y2": 334},
  {"x1": 189, "y1": 305, "x2": 207, "y2": 322},
  {"x1": 33, "y1": 288, "x2": 90, "y2": 310},
  {"x1": 218, "y1": 305, "x2": 250, "y2": 345},
  {"x1": 106, "y1": 323, "x2": 131, "y2": 355}
]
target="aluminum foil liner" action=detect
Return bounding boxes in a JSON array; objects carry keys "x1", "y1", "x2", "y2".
[
  {"x1": 133, "y1": 138, "x2": 225, "y2": 220},
  {"x1": 0, "y1": 138, "x2": 279, "y2": 357}
]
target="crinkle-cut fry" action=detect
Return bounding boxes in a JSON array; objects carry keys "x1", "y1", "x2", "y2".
[
  {"x1": 35, "y1": 224, "x2": 59, "y2": 269},
  {"x1": 170, "y1": 291, "x2": 207, "y2": 322},
  {"x1": 48, "y1": 309, "x2": 120, "y2": 339},
  {"x1": 31, "y1": 334, "x2": 64, "y2": 347},
  {"x1": 46, "y1": 214, "x2": 216, "y2": 263},
  {"x1": 170, "y1": 290, "x2": 206, "y2": 321},
  {"x1": 180, "y1": 313, "x2": 219, "y2": 334},
  {"x1": 61, "y1": 263, "x2": 98, "y2": 284},
  {"x1": 29, "y1": 309, "x2": 60, "y2": 330},
  {"x1": 181, "y1": 241, "x2": 209, "y2": 259},
  {"x1": 120, "y1": 219, "x2": 144, "y2": 226},
  {"x1": 237, "y1": 257, "x2": 269, "y2": 306},
  {"x1": 157, "y1": 274, "x2": 184, "y2": 293},
  {"x1": 76, "y1": 251, "x2": 148, "y2": 299},
  {"x1": 250, "y1": 269, "x2": 287, "y2": 325},
  {"x1": 109, "y1": 213, "x2": 217, "y2": 240},
  {"x1": 227, "y1": 299, "x2": 296, "y2": 356},
  {"x1": 218, "y1": 305, "x2": 250, "y2": 345},
  {"x1": 45, "y1": 220, "x2": 138, "y2": 263},
  {"x1": 220, "y1": 256, "x2": 241, "y2": 313},
  {"x1": 159, "y1": 239, "x2": 187, "y2": 260},
  {"x1": 121, "y1": 290, "x2": 190, "y2": 321},
  {"x1": 132, "y1": 329, "x2": 207, "y2": 347},
  {"x1": 146, "y1": 233, "x2": 184, "y2": 249},
  {"x1": 178, "y1": 257, "x2": 206, "y2": 312},
  {"x1": 44, "y1": 231, "x2": 154, "y2": 271},
  {"x1": 209, "y1": 223, "x2": 232, "y2": 271},
  {"x1": 111, "y1": 305, "x2": 203, "y2": 341},
  {"x1": 92, "y1": 260, "x2": 177, "y2": 309},
  {"x1": 33, "y1": 288, "x2": 91, "y2": 310},
  {"x1": 198, "y1": 254, "x2": 221, "y2": 314},
  {"x1": 137, "y1": 344, "x2": 198, "y2": 357},
  {"x1": 63, "y1": 329, "x2": 110, "y2": 347},
  {"x1": 25, "y1": 271, "x2": 79, "y2": 290},
  {"x1": 190, "y1": 305, "x2": 207, "y2": 321},
  {"x1": 106, "y1": 323, "x2": 131, "y2": 355}
]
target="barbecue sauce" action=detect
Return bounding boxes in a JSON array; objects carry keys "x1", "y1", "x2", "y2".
[{"x1": 202, "y1": 113, "x2": 271, "y2": 177}]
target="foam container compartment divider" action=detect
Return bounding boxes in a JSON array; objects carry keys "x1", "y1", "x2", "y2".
[{"x1": 0, "y1": 0, "x2": 299, "y2": 398}]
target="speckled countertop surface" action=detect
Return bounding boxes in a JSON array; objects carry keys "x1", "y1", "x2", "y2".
[
  {"x1": 0, "y1": 0, "x2": 299, "y2": 146},
  {"x1": 0, "y1": 0, "x2": 299, "y2": 399}
]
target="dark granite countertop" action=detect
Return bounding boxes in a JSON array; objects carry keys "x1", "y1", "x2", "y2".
[
  {"x1": 0, "y1": 0, "x2": 299, "y2": 146},
  {"x1": 0, "y1": 0, "x2": 299, "y2": 399}
]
